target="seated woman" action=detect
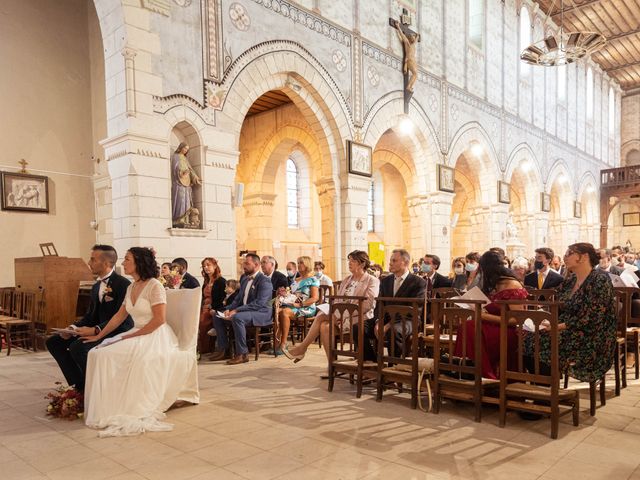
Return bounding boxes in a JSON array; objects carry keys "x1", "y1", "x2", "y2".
[
  {"x1": 275, "y1": 256, "x2": 319, "y2": 354},
  {"x1": 450, "y1": 256, "x2": 467, "y2": 291},
  {"x1": 198, "y1": 257, "x2": 225, "y2": 355},
  {"x1": 464, "y1": 251, "x2": 481, "y2": 290},
  {"x1": 510, "y1": 256, "x2": 530, "y2": 283},
  {"x1": 83, "y1": 247, "x2": 189, "y2": 437},
  {"x1": 453, "y1": 250, "x2": 528, "y2": 379},
  {"x1": 524, "y1": 243, "x2": 617, "y2": 383},
  {"x1": 283, "y1": 250, "x2": 379, "y2": 363}
]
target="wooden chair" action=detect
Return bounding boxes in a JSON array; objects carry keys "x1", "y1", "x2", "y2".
[
  {"x1": 621, "y1": 287, "x2": 640, "y2": 379},
  {"x1": 0, "y1": 288, "x2": 14, "y2": 317},
  {"x1": 613, "y1": 287, "x2": 630, "y2": 395},
  {"x1": 0, "y1": 291, "x2": 37, "y2": 355},
  {"x1": 327, "y1": 295, "x2": 375, "y2": 397},
  {"x1": 318, "y1": 285, "x2": 332, "y2": 304},
  {"x1": 432, "y1": 287, "x2": 462, "y2": 299},
  {"x1": 375, "y1": 297, "x2": 430, "y2": 410},
  {"x1": 431, "y1": 298, "x2": 498, "y2": 422},
  {"x1": 247, "y1": 304, "x2": 278, "y2": 360},
  {"x1": 497, "y1": 299, "x2": 579, "y2": 439}
]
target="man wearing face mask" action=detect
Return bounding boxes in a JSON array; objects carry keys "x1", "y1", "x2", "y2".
[
  {"x1": 596, "y1": 249, "x2": 624, "y2": 276},
  {"x1": 421, "y1": 254, "x2": 452, "y2": 298},
  {"x1": 524, "y1": 247, "x2": 563, "y2": 290}
]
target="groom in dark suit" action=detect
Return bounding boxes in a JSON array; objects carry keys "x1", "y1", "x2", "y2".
[
  {"x1": 211, "y1": 253, "x2": 272, "y2": 364},
  {"x1": 46, "y1": 245, "x2": 133, "y2": 391},
  {"x1": 356, "y1": 249, "x2": 427, "y2": 362}
]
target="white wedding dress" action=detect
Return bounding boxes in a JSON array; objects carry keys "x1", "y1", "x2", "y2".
[{"x1": 84, "y1": 279, "x2": 191, "y2": 437}]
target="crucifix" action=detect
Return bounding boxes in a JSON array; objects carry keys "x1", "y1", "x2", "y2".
[
  {"x1": 18, "y1": 158, "x2": 29, "y2": 173},
  {"x1": 389, "y1": 9, "x2": 421, "y2": 114}
]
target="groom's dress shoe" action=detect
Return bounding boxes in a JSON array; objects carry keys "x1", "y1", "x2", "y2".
[{"x1": 226, "y1": 354, "x2": 248, "y2": 365}]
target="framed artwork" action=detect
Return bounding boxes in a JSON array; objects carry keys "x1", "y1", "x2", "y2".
[
  {"x1": 623, "y1": 212, "x2": 640, "y2": 227},
  {"x1": 347, "y1": 140, "x2": 372, "y2": 177},
  {"x1": 541, "y1": 192, "x2": 551, "y2": 212},
  {"x1": 498, "y1": 181, "x2": 511, "y2": 204},
  {"x1": 1, "y1": 171, "x2": 49, "y2": 213},
  {"x1": 574, "y1": 201, "x2": 582, "y2": 218},
  {"x1": 437, "y1": 164, "x2": 455, "y2": 193}
]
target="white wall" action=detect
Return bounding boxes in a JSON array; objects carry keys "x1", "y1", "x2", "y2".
[{"x1": 0, "y1": 0, "x2": 104, "y2": 286}]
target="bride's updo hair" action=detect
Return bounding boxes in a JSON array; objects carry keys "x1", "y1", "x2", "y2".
[{"x1": 128, "y1": 247, "x2": 160, "y2": 281}]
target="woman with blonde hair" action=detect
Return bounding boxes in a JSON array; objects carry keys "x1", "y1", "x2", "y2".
[{"x1": 275, "y1": 256, "x2": 319, "y2": 355}]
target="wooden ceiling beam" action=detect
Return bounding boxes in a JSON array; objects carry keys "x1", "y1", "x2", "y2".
[
  {"x1": 551, "y1": 0, "x2": 607, "y2": 18},
  {"x1": 606, "y1": 26, "x2": 640, "y2": 42},
  {"x1": 604, "y1": 60, "x2": 640, "y2": 74}
]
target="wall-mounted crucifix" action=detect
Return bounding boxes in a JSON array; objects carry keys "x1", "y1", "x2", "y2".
[{"x1": 389, "y1": 8, "x2": 420, "y2": 114}]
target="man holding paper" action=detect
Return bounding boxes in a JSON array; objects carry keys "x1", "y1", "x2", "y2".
[{"x1": 46, "y1": 245, "x2": 133, "y2": 391}]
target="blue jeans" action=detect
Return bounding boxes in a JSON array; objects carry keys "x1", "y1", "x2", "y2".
[{"x1": 213, "y1": 312, "x2": 256, "y2": 356}]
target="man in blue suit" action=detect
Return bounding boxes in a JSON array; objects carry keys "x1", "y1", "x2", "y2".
[{"x1": 211, "y1": 253, "x2": 272, "y2": 364}]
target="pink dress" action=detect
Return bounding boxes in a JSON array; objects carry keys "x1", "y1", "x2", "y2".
[{"x1": 453, "y1": 288, "x2": 528, "y2": 379}]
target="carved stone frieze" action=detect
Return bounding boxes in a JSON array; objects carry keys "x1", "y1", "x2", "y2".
[
  {"x1": 250, "y1": 0, "x2": 352, "y2": 47},
  {"x1": 152, "y1": 93, "x2": 216, "y2": 125},
  {"x1": 202, "y1": 0, "x2": 223, "y2": 83},
  {"x1": 141, "y1": 0, "x2": 171, "y2": 16}
]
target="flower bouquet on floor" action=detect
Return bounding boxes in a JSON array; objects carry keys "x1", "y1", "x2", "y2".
[{"x1": 45, "y1": 382, "x2": 84, "y2": 420}]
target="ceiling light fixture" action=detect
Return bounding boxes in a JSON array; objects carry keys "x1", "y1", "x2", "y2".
[
  {"x1": 471, "y1": 143, "x2": 484, "y2": 157},
  {"x1": 399, "y1": 117, "x2": 414, "y2": 135},
  {"x1": 520, "y1": 0, "x2": 606, "y2": 67}
]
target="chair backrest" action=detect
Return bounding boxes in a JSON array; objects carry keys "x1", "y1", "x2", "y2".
[
  {"x1": 497, "y1": 299, "x2": 560, "y2": 389},
  {"x1": 431, "y1": 298, "x2": 485, "y2": 382},
  {"x1": 11, "y1": 291, "x2": 24, "y2": 318},
  {"x1": 333, "y1": 280, "x2": 342, "y2": 293},
  {"x1": 616, "y1": 287, "x2": 640, "y2": 328},
  {"x1": 614, "y1": 288, "x2": 631, "y2": 337},
  {"x1": 0, "y1": 288, "x2": 14, "y2": 316},
  {"x1": 165, "y1": 288, "x2": 202, "y2": 351},
  {"x1": 376, "y1": 297, "x2": 423, "y2": 370},
  {"x1": 526, "y1": 288, "x2": 557, "y2": 302},
  {"x1": 328, "y1": 295, "x2": 365, "y2": 362},
  {"x1": 433, "y1": 287, "x2": 461, "y2": 299},
  {"x1": 318, "y1": 285, "x2": 332, "y2": 304},
  {"x1": 20, "y1": 291, "x2": 37, "y2": 321}
]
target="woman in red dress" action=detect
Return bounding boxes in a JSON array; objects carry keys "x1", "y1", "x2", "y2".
[{"x1": 454, "y1": 250, "x2": 528, "y2": 379}]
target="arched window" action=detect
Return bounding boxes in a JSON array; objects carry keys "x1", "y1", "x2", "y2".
[
  {"x1": 586, "y1": 68, "x2": 594, "y2": 119},
  {"x1": 286, "y1": 158, "x2": 299, "y2": 229},
  {"x1": 608, "y1": 86, "x2": 615, "y2": 135},
  {"x1": 557, "y1": 64, "x2": 566, "y2": 102},
  {"x1": 519, "y1": 7, "x2": 531, "y2": 77},
  {"x1": 468, "y1": 0, "x2": 484, "y2": 49},
  {"x1": 367, "y1": 180, "x2": 375, "y2": 233}
]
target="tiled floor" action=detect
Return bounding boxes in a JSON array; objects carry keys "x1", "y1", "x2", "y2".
[{"x1": 2, "y1": 348, "x2": 640, "y2": 479}]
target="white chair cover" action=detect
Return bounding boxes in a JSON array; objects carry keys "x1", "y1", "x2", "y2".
[{"x1": 165, "y1": 288, "x2": 201, "y2": 404}]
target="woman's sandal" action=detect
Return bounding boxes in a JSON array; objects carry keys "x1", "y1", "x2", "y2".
[{"x1": 283, "y1": 345, "x2": 305, "y2": 363}]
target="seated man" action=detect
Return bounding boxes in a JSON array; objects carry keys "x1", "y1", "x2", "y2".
[
  {"x1": 211, "y1": 253, "x2": 272, "y2": 364},
  {"x1": 358, "y1": 249, "x2": 426, "y2": 362},
  {"x1": 171, "y1": 257, "x2": 200, "y2": 289},
  {"x1": 46, "y1": 244, "x2": 133, "y2": 391},
  {"x1": 260, "y1": 255, "x2": 288, "y2": 298}
]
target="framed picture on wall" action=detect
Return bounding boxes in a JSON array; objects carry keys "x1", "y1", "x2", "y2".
[
  {"x1": 437, "y1": 164, "x2": 455, "y2": 193},
  {"x1": 347, "y1": 140, "x2": 372, "y2": 177},
  {"x1": 623, "y1": 212, "x2": 640, "y2": 227},
  {"x1": 498, "y1": 181, "x2": 511, "y2": 204},
  {"x1": 541, "y1": 192, "x2": 551, "y2": 212},
  {"x1": 1, "y1": 171, "x2": 49, "y2": 213},
  {"x1": 574, "y1": 201, "x2": 582, "y2": 218}
]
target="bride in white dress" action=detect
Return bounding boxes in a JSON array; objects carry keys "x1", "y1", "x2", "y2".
[{"x1": 82, "y1": 247, "x2": 190, "y2": 437}]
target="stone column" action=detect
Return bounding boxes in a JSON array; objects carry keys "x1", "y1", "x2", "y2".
[
  {"x1": 340, "y1": 175, "x2": 370, "y2": 275},
  {"x1": 409, "y1": 192, "x2": 454, "y2": 274},
  {"x1": 316, "y1": 176, "x2": 339, "y2": 279},
  {"x1": 241, "y1": 193, "x2": 277, "y2": 255}
]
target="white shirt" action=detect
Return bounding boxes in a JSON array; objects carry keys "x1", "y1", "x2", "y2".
[
  {"x1": 393, "y1": 270, "x2": 410, "y2": 296},
  {"x1": 97, "y1": 268, "x2": 115, "y2": 302},
  {"x1": 243, "y1": 274, "x2": 257, "y2": 305}
]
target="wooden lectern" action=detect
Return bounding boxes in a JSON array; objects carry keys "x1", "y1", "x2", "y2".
[{"x1": 14, "y1": 256, "x2": 94, "y2": 330}]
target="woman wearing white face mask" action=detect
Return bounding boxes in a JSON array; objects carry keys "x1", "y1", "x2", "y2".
[
  {"x1": 464, "y1": 251, "x2": 481, "y2": 289},
  {"x1": 450, "y1": 256, "x2": 467, "y2": 290},
  {"x1": 313, "y1": 261, "x2": 333, "y2": 287}
]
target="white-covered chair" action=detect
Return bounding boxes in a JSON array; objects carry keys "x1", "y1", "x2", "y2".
[{"x1": 165, "y1": 288, "x2": 201, "y2": 404}]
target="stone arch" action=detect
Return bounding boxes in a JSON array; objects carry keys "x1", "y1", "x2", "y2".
[
  {"x1": 546, "y1": 160, "x2": 576, "y2": 252},
  {"x1": 362, "y1": 92, "x2": 441, "y2": 194},
  {"x1": 622, "y1": 140, "x2": 640, "y2": 166},
  {"x1": 218, "y1": 42, "x2": 351, "y2": 275},
  {"x1": 448, "y1": 122, "x2": 501, "y2": 204},
  {"x1": 576, "y1": 172, "x2": 599, "y2": 245}
]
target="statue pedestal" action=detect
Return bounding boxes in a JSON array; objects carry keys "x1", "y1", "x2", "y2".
[{"x1": 506, "y1": 240, "x2": 526, "y2": 259}]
